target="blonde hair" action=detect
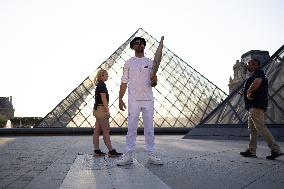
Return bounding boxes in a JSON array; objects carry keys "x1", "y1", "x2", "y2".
[{"x1": 93, "y1": 69, "x2": 108, "y2": 85}]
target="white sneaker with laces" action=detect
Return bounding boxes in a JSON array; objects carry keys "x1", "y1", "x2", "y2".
[
  {"x1": 147, "y1": 155, "x2": 163, "y2": 165},
  {"x1": 116, "y1": 153, "x2": 133, "y2": 166}
]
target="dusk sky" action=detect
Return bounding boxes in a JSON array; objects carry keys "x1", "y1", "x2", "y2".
[{"x1": 0, "y1": 0, "x2": 283, "y2": 117}]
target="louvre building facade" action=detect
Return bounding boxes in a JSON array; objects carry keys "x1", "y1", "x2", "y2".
[
  {"x1": 199, "y1": 45, "x2": 284, "y2": 126},
  {"x1": 0, "y1": 96, "x2": 14, "y2": 119}
]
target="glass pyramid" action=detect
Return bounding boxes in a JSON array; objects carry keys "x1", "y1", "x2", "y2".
[
  {"x1": 36, "y1": 28, "x2": 227, "y2": 128},
  {"x1": 199, "y1": 45, "x2": 284, "y2": 126}
]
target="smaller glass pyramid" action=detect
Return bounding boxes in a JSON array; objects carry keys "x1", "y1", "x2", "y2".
[{"x1": 199, "y1": 45, "x2": 284, "y2": 126}]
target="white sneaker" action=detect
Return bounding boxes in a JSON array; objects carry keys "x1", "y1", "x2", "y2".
[
  {"x1": 116, "y1": 154, "x2": 133, "y2": 166},
  {"x1": 147, "y1": 155, "x2": 163, "y2": 165}
]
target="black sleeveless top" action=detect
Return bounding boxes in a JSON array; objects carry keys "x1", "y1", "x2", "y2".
[{"x1": 94, "y1": 81, "x2": 109, "y2": 109}]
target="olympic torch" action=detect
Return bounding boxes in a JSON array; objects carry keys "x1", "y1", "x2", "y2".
[{"x1": 151, "y1": 36, "x2": 164, "y2": 87}]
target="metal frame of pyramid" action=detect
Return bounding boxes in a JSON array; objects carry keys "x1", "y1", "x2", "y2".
[
  {"x1": 197, "y1": 45, "x2": 284, "y2": 127},
  {"x1": 36, "y1": 28, "x2": 227, "y2": 128}
]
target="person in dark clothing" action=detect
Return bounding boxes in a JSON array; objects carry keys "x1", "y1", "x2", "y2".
[
  {"x1": 93, "y1": 69, "x2": 122, "y2": 157},
  {"x1": 240, "y1": 59, "x2": 283, "y2": 160}
]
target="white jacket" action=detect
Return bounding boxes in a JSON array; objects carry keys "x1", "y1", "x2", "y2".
[{"x1": 121, "y1": 56, "x2": 154, "y2": 101}]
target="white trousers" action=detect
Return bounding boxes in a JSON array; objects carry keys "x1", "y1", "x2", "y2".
[{"x1": 126, "y1": 100, "x2": 155, "y2": 154}]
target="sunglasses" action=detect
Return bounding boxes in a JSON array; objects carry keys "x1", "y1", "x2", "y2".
[{"x1": 133, "y1": 41, "x2": 144, "y2": 46}]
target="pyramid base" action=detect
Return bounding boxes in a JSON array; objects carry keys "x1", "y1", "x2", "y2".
[
  {"x1": 0, "y1": 127, "x2": 190, "y2": 136},
  {"x1": 183, "y1": 124, "x2": 284, "y2": 141}
]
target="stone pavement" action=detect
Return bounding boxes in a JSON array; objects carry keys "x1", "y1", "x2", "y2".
[{"x1": 0, "y1": 135, "x2": 283, "y2": 189}]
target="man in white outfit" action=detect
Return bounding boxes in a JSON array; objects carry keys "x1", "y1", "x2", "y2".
[{"x1": 117, "y1": 36, "x2": 163, "y2": 166}]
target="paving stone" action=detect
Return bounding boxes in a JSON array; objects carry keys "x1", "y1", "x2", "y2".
[
  {"x1": 4, "y1": 180, "x2": 29, "y2": 188},
  {"x1": 60, "y1": 155, "x2": 171, "y2": 189},
  {"x1": 0, "y1": 135, "x2": 283, "y2": 189}
]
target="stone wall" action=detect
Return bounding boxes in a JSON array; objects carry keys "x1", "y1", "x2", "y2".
[{"x1": 0, "y1": 96, "x2": 14, "y2": 119}]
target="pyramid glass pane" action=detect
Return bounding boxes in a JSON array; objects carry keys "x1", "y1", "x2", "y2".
[
  {"x1": 36, "y1": 28, "x2": 227, "y2": 128},
  {"x1": 200, "y1": 45, "x2": 284, "y2": 125}
]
